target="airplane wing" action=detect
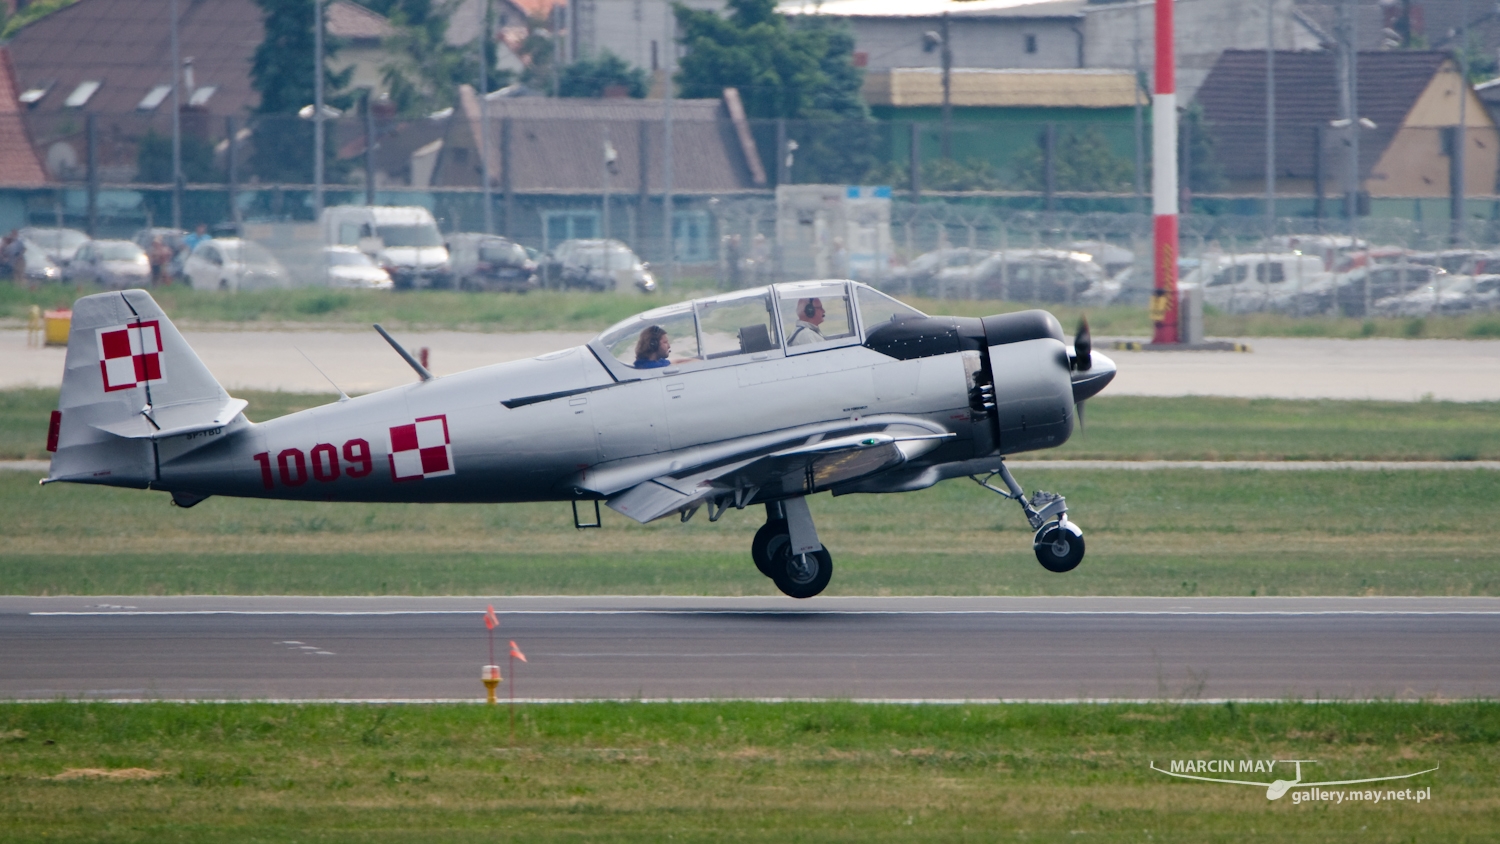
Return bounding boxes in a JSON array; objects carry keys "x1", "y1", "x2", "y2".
[{"x1": 596, "y1": 416, "x2": 953, "y2": 524}]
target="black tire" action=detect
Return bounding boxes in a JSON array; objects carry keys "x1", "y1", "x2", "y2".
[
  {"x1": 771, "y1": 546, "x2": 833, "y2": 599},
  {"x1": 751, "y1": 520, "x2": 788, "y2": 578},
  {"x1": 1034, "y1": 522, "x2": 1085, "y2": 573}
]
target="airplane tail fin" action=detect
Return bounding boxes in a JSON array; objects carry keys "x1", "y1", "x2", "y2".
[{"x1": 46, "y1": 289, "x2": 247, "y2": 487}]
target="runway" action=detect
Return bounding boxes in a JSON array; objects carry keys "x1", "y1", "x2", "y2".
[{"x1": 4, "y1": 596, "x2": 1498, "y2": 702}]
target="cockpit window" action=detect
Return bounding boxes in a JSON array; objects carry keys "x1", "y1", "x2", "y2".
[
  {"x1": 775, "y1": 281, "x2": 854, "y2": 351},
  {"x1": 697, "y1": 289, "x2": 779, "y2": 359},
  {"x1": 597, "y1": 303, "x2": 700, "y2": 369},
  {"x1": 854, "y1": 285, "x2": 924, "y2": 330}
]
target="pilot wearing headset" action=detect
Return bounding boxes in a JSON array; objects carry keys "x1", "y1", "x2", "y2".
[{"x1": 788, "y1": 297, "x2": 828, "y2": 346}]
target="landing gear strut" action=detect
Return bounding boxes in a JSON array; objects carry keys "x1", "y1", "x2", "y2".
[
  {"x1": 753, "y1": 499, "x2": 833, "y2": 599},
  {"x1": 972, "y1": 462, "x2": 1086, "y2": 573}
]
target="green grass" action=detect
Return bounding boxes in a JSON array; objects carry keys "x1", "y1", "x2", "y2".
[
  {"x1": 0, "y1": 701, "x2": 1490, "y2": 841},
  {"x1": 9, "y1": 283, "x2": 1500, "y2": 338},
  {"x1": 1042, "y1": 395, "x2": 1500, "y2": 461},
  {"x1": 6, "y1": 389, "x2": 1498, "y2": 461},
  {"x1": 5, "y1": 468, "x2": 1499, "y2": 596}
]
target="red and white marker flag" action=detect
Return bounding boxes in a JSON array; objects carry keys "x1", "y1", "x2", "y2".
[
  {"x1": 509, "y1": 640, "x2": 527, "y2": 662},
  {"x1": 484, "y1": 604, "x2": 499, "y2": 630}
]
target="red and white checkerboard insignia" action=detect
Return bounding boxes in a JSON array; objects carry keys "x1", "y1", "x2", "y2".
[
  {"x1": 96, "y1": 321, "x2": 165, "y2": 392},
  {"x1": 388, "y1": 414, "x2": 455, "y2": 481}
]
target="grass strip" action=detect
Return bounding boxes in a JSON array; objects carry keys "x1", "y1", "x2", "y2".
[
  {"x1": 8, "y1": 283, "x2": 1500, "y2": 339},
  {"x1": 0, "y1": 700, "x2": 1490, "y2": 842},
  {"x1": 5, "y1": 469, "x2": 1498, "y2": 596},
  {"x1": 6, "y1": 390, "x2": 1498, "y2": 461}
]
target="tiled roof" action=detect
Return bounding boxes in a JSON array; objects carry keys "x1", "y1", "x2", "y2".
[
  {"x1": 446, "y1": 93, "x2": 759, "y2": 193},
  {"x1": 781, "y1": 0, "x2": 1084, "y2": 19},
  {"x1": 5, "y1": 0, "x2": 265, "y2": 117},
  {"x1": 326, "y1": 0, "x2": 394, "y2": 41},
  {"x1": 1194, "y1": 49, "x2": 1450, "y2": 181},
  {"x1": 0, "y1": 49, "x2": 48, "y2": 186}
]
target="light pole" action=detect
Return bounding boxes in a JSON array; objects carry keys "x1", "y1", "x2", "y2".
[
  {"x1": 313, "y1": 0, "x2": 325, "y2": 218},
  {"x1": 1266, "y1": 0, "x2": 1276, "y2": 237},
  {"x1": 662, "y1": 5, "x2": 675, "y2": 290},
  {"x1": 170, "y1": 0, "x2": 182, "y2": 229},
  {"x1": 479, "y1": 0, "x2": 494, "y2": 234}
]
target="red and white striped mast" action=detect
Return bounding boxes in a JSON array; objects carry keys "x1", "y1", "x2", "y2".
[{"x1": 1151, "y1": 0, "x2": 1180, "y2": 344}]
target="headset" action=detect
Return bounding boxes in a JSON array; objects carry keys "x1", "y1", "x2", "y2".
[{"x1": 803, "y1": 299, "x2": 819, "y2": 319}]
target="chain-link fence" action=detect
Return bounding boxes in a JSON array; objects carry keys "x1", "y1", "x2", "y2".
[{"x1": 3, "y1": 113, "x2": 1499, "y2": 315}]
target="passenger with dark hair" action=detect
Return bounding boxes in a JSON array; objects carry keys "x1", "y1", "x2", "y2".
[{"x1": 634, "y1": 324, "x2": 672, "y2": 368}]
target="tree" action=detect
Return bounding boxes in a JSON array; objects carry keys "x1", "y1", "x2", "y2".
[
  {"x1": 1013, "y1": 126, "x2": 1133, "y2": 192},
  {"x1": 559, "y1": 51, "x2": 648, "y2": 98},
  {"x1": 1178, "y1": 103, "x2": 1223, "y2": 194},
  {"x1": 674, "y1": 0, "x2": 863, "y2": 120},
  {"x1": 675, "y1": 0, "x2": 873, "y2": 183},
  {"x1": 136, "y1": 130, "x2": 223, "y2": 227},
  {"x1": 249, "y1": 0, "x2": 353, "y2": 183},
  {"x1": 377, "y1": 1, "x2": 514, "y2": 115}
]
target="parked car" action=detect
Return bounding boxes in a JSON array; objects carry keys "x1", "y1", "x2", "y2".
[
  {"x1": 66, "y1": 239, "x2": 151, "y2": 288},
  {"x1": 1374, "y1": 274, "x2": 1481, "y2": 317},
  {"x1": 446, "y1": 233, "x2": 538, "y2": 292},
  {"x1": 1317, "y1": 263, "x2": 1444, "y2": 317},
  {"x1": 182, "y1": 238, "x2": 291, "y2": 291},
  {"x1": 10, "y1": 239, "x2": 62, "y2": 283},
  {"x1": 881, "y1": 247, "x2": 994, "y2": 294},
  {"x1": 550, "y1": 239, "x2": 656, "y2": 293},
  {"x1": 19, "y1": 226, "x2": 88, "y2": 266},
  {"x1": 323, "y1": 246, "x2": 393, "y2": 289},
  {"x1": 322, "y1": 205, "x2": 450, "y2": 289},
  {"x1": 1189, "y1": 252, "x2": 1329, "y2": 314}
]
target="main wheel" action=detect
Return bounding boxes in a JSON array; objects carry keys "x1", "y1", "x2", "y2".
[
  {"x1": 751, "y1": 520, "x2": 788, "y2": 578},
  {"x1": 771, "y1": 545, "x2": 833, "y2": 599},
  {"x1": 1034, "y1": 521, "x2": 1085, "y2": 573}
]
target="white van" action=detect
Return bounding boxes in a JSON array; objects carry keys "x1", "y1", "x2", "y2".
[
  {"x1": 321, "y1": 205, "x2": 450, "y2": 289},
  {"x1": 1189, "y1": 252, "x2": 1329, "y2": 314}
]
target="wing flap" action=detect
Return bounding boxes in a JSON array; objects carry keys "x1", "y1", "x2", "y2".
[{"x1": 603, "y1": 424, "x2": 953, "y2": 524}]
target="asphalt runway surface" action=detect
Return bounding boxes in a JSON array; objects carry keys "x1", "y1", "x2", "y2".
[
  {"x1": 7, "y1": 328, "x2": 1500, "y2": 400},
  {"x1": 4, "y1": 596, "x2": 1498, "y2": 702}
]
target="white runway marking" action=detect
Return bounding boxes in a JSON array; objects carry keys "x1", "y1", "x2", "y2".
[
  {"x1": 33, "y1": 697, "x2": 1491, "y2": 706},
  {"x1": 30, "y1": 609, "x2": 1500, "y2": 617}
]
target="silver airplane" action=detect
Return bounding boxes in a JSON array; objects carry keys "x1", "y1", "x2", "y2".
[{"x1": 44, "y1": 280, "x2": 1115, "y2": 598}]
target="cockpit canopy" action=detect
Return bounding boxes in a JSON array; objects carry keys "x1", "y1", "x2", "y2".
[{"x1": 591, "y1": 281, "x2": 924, "y2": 377}]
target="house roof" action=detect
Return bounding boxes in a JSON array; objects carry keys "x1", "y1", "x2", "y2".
[
  {"x1": 1194, "y1": 49, "x2": 1452, "y2": 181},
  {"x1": 327, "y1": 0, "x2": 395, "y2": 42},
  {"x1": 866, "y1": 68, "x2": 1137, "y2": 108},
  {"x1": 5, "y1": 0, "x2": 265, "y2": 117},
  {"x1": 0, "y1": 48, "x2": 48, "y2": 185},
  {"x1": 442, "y1": 92, "x2": 761, "y2": 193},
  {"x1": 781, "y1": 0, "x2": 1084, "y2": 20}
]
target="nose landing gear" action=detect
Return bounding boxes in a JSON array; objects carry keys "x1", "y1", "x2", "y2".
[{"x1": 972, "y1": 463, "x2": 1086, "y2": 573}]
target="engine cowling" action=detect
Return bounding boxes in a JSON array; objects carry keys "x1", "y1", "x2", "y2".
[{"x1": 980, "y1": 311, "x2": 1076, "y2": 454}]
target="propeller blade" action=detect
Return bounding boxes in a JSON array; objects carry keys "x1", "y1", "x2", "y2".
[
  {"x1": 1076, "y1": 400, "x2": 1086, "y2": 433},
  {"x1": 1074, "y1": 316, "x2": 1093, "y2": 372}
]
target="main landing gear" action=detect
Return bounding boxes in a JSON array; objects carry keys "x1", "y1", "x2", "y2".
[
  {"x1": 972, "y1": 462, "x2": 1086, "y2": 573},
  {"x1": 752, "y1": 499, "x2": 833, "y2": 599}
]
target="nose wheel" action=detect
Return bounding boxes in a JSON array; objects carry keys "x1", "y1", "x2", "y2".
[
  {"x1": 1033, "y1": 517, "x2": 1085, "y2": 572},
  {"x1": 972, "y1": 463, "x2": 1087, "y2": 573}
]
